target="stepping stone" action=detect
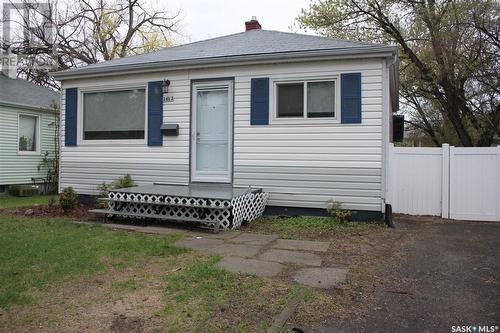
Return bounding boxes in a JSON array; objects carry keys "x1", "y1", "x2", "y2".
[
  {"x1": 103, "y1": 223, "x2": 140, "y2": 231},
  {"x1": 293, "y1": 267, "x2": 348, "y2": 289},
  {"x1": 230, "y1": 233, "x2": 278, "y2": 246},
  {"x1": 272, "y1": 239, "x2": 330, "y2": 252},
  {"x1": 208, "y1": 243, "x2": 262, "y2": 258},
  {"x1": 174, "y1": 237, "x2": 225, "y2": 251},
  {"x1": 217, "y1": 257, "x2": 284, "y2": 277},
  {"x1": 258, "y1": 249, "x2": 322, "y2": 267}
]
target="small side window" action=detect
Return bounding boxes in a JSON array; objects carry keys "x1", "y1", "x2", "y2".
[
  {"x1": 277, "y1": 83, "x2": 303, "y2": 118},
  {"x1": 273, "y1": 78, "x2": 338, "y2": 122},
  {"x1": 18, "y1": 114, "x2": 38, "y2": 153}
]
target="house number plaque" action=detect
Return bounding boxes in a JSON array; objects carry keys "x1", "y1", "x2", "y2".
[{"x1": 163, "y1": 95, "x2": 174, "y2": 103}]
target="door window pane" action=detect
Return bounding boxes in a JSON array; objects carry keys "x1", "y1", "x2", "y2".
[
  {"x1": 307, "y1": 81, "x2": 335, "y2": 118},
  {"x1": 19, "y1": 115, "x2": 37, "y2": 151},
  {"x1": 277, "y1": 83, "x2": 303, "y2": 117},
  {"x1": 83, "y1": 89, "x2": 145, "y2": 140}
]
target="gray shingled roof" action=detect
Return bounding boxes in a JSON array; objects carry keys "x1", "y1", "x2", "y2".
[
  {"x1": 0, "y1": 73, "x2": 60, "y2": 110},
  {"x1": 53, "y1": 29, "x2": 396, "y2": 79}
]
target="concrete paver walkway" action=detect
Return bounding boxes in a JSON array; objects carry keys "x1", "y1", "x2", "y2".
[
  {"x1": 258, "y1": 249, "x2": 323, "y2": 267},
  {"x1": 218, "y1": 257, "x2": 284, "y2": 277},
  {"x1": 272, "y1": 239, "x2": 330, "y2": 252},
  {"x1": 172, "y1": 230, "x2": 347, "y2": 289},
  {"x1": 86, "y1": 221, "x2": 347, "y2": 288}
]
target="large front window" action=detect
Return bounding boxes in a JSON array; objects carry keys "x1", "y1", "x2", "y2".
[
  {"x1": 83, "y1": 88, "x2": 146, "y2": 140},
  {"x1": 18, "y1": 114, "x2": 39, "y2": 153}
]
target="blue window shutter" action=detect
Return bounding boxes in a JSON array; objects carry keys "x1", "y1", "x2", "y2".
[
  {"x1": 341, "y1": 73, "x2": 362, "y2": 124},
  {"x1": 65, "y1": 88, "x2": 77, "y2": 146},
  {"x1": 148, "y1": 81, "x2": 163, "y2": 146},
  {"x1": 250, "y1": 78, "x2": 269, "y2": 125}
]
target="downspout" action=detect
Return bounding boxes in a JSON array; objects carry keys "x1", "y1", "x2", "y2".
[{"x1": 383, "y1": 52, "x2": 398, "y2": 228}]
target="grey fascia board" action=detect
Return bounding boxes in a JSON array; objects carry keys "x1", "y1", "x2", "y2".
[
  {"x1": 51, "y1": 46, "x2": 397, "y2": 80},
  {"x1": 0, "y1": 100, "x2": 59, "y2": 113}
]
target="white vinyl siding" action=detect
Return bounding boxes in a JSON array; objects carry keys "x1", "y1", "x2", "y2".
[
  {"x1": 0, "y1": 105, "x2": 58, "y2": 185},
  {"x1": 59, "y1": 58, "x2": 386, "y2": 211}
]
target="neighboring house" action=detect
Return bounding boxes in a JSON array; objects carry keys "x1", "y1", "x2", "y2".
[
  {"x1": 0, "y1": 72, "x2": 60, "y2": 193},
  {"x1": 52, "y1": 19, "x2": 399, "y2": 218}
]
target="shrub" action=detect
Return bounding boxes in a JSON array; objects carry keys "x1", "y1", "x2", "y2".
[
  {"x1": 59, "y1": 187, "x2": 78, "y2": 212},
  {"x1": 112, "y1": 174, "x2": 135, "y2": 189},
  {"x1": 48, "y1": 196, "x2": 57, "y2": 207},
  {"x1": 326, "y1": 200, "x2": 351, "y2": 222},
  {"x1": 95, "y1": 175, "x2": 136, "y2": 208},
  {"x1": 96, "y1": 182, "x2": 112, "y2": 208},
  {"x1": 96, "y1": 181, "x2": 112, "y2": 197}
]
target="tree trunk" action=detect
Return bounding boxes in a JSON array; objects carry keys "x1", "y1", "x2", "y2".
[{"x1": 436, "y1": 80, "x2": 475, "y2": 147}]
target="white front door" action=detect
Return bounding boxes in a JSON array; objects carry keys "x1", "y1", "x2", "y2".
[{"x1": 191, "y1": 80, "x2": 233, "y2": 183}]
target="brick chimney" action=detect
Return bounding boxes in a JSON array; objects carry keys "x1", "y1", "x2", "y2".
[{"x1": 245, "y1": 16, "x2": 261, "y2": 31}]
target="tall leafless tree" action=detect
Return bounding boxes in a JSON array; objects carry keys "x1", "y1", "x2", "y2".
[
  {"x1": 2, "y1": 0, "x2": 181, "y2": 89},
  {"x1": 298, "y1": 0, "x2": 499, "y2": 146}
]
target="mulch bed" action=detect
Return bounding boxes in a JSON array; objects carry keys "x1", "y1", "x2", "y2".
[{"x1": 5, "y1": 204, "x2": 96, "y2": 220}]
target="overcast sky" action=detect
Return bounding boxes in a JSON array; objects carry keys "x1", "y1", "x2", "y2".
[{"x1": 165, "y1": 0, "x2": 313, "y2": 43}]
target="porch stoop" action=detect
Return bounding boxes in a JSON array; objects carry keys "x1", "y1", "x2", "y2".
[{"x1": 89, "y1": 183, "x2": 269, "y2": 232}]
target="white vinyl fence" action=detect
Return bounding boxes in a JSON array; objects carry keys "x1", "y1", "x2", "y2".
[{"x1": 387, "y1": 144, "x2": 500, "y2": 222}]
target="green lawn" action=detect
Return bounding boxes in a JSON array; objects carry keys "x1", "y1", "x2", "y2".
[
  {"x1": 0, "y1": 213, "x2": 184, "y2": 308},
  {"x1": 0, "y1": 195, "x2": 58, "y2": 209},
  {"x1": 244, "y1": 215, "x2": 383, "y2": 239}
]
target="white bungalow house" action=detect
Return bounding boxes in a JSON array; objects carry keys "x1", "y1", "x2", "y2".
[
  {"x1": 0, "y1": 71, "x2": 59, "y2": 194},
  {"x1": 52, "y1": 19, "x2": 399, "y2": 225}
]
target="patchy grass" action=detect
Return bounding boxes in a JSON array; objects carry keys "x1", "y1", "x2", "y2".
[
  {"x1": 244, "y1": 215, "x2": 383, "y2": 239},
  {"x1": 0, "y1": 213, "x2": 185, "y2": 309},
  {"x1": 163, "y1": 256, "x2": 303, "y2": 332},
  {"x1": 1, "y1": 248, "x2": 314, "y2": 333},
  {"x1": 112, "y1": 278, "x2": 139, "y2": 293},
  {"x1": 163, "y1": 256, "x2": 243, "y2": 331},
  {"x1": 0, "y1": 195, "x2": 58, "y2": 209}
]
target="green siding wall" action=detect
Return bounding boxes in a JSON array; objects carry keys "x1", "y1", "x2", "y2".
[{"x1": 0, "y1": 105, "x2": 58, "y2": 186}]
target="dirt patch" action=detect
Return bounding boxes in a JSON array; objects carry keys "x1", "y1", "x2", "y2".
[
  {"x1": 204, "y1": 279, "x2": 296, "y2": 331},
  {"x1": 281, "y1": 223, "x2": 398, "y2": 330},
  {"x1": 110, "y1": 315, "x2": 144, "y2": 333},
  {"x1": 0, "y1": 253, "x2": 195, "y2": 333},
  {"x1": 5, "y1": 204, "x2": 95, "y2": 220}
]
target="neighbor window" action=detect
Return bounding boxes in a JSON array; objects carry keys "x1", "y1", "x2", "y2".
[
  {"x1": 275, "y1": 80, "x2": 336, "y2": 119},
  {"x1": 83, "y1": 88, "x2": 146, "y2": 140},
  {"x1": 18, "y1": 114, "x2": 38, "y2": 153}
]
